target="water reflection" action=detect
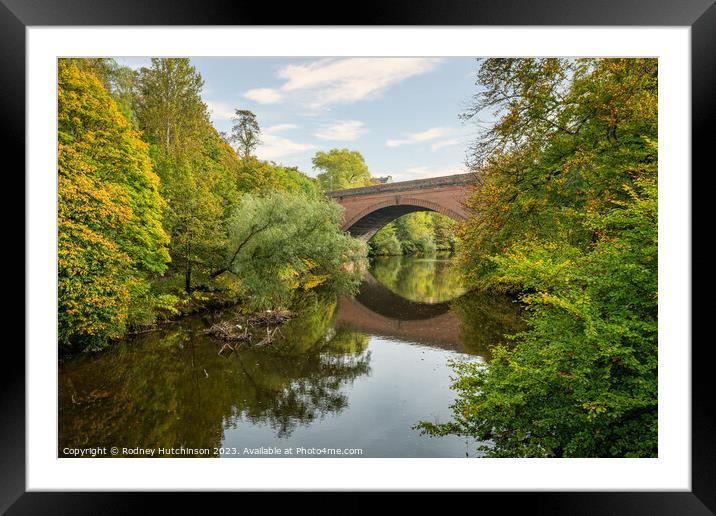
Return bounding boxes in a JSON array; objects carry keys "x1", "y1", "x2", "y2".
[
  {"x1": 371, "y1": 255, "x2": 466, "y2": 303},
  {"x1": 338, "y1": 258, "x2": 525, "y2": 357},
  {"x1": 59, "y1": 293, "x2": 369, "y2": 455},
  {"x1": 58, "y1": 256, "x2": 525, "y2": 457}
]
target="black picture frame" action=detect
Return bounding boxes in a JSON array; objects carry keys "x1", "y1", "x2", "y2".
[{"x1": 5, "y1": 0, "x2": 712, "y2": 512}]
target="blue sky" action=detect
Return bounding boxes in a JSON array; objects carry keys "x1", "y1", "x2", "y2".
[{"x1": 118, "y1": 57, "x2": 482, "y2": 182}]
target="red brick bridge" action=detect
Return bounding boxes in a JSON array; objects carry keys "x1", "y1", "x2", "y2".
[{"x1": 326, "y1": 173, "x2": 477, "y2": 240}]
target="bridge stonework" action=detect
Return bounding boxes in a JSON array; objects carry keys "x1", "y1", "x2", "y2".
[{"x1": 326, "y1": 173, "x2": 477, "y2": 240}]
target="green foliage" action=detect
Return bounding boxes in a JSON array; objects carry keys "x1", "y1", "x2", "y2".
[
  {"x1": 234, "y1": 156, "x2": 321, "y2": 197},
  {"x1": 57, "y1": 60, "x2": 170, "y2": 350},
  {"x1": 152, "y1": 149, "x2": 228, "y2": 292},
  {"x1": 135, "y1": 59, "x2": 242, "y2": 292},
  {"x1": 459, "y1": 58, "x2": 658, "y2": 284},
  {"x1": 419, "y1": 177, "x2": 657, "y2": 457},
  {"x1": 312, "y1": 148, "x2": 374, "y2": 191},
  {"x1": 370, "y1": 212, "x2": 455, "y2": 256},
  {"x1": 421, "y1": 58, "x2": 658, "y2": 457},
  {"x1": 221, "y1": 192, "x2": 368, "y2": 309},
  {"x1": 369, "y1": 224, "x2": 402, "y2": 256},
  {"x1": 432, "y1": 213, "x2": 457, "y2": 251},
  {"x1": 134, "y1": 58, "x2": 208, "y2": 152}
]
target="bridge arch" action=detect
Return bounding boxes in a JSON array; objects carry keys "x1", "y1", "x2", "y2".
[{"x1": 342, "y1": 197, "x2": 465, "y2": 241}]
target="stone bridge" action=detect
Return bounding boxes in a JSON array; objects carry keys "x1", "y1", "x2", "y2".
[{"x1": 326, "y1": 173, "x2": 477, "y2": 240}]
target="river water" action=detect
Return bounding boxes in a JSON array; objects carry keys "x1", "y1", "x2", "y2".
[{"x1": 58, "y1": 255, "x2": 525, "y2": 458}]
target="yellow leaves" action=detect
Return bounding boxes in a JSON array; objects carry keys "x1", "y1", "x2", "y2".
[
  {"x1": 58, "y1": 60, "x2": 171, "y2": 348},
  {"x1": 300, "y1": 274, "x2": 329, "y2": 290}
]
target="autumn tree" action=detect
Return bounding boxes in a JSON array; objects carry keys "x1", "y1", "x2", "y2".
[
  {"x1": 458, "y1": 58, "x2": 658, "y2": 283},
  {"x1": 63, "y1": 58, "x2": 139, "y2": 127},
  {"x1": 58, "y1": 60, "x2": 170, "y2": 350}
]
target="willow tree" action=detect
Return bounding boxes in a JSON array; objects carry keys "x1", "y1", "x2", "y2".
[
  {"x1": 58, "y1": 60, "x2": 170, "y2": 350},
  {"x1": 215, "y1": 192, "x2": 367, "y2": 309}
]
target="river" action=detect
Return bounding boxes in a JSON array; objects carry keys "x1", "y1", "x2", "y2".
[{"x1": 58, "y1": 255, "x2": 525, "y2": 458}]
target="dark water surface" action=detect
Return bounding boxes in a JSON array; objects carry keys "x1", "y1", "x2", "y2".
[{"x1": 58, "y1": 255, "x2": 525, "y2": 458}]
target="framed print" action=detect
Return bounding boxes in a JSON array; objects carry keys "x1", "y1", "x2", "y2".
[{"x1": 7, "y1": 0, "x2": 713, "y2": 512}]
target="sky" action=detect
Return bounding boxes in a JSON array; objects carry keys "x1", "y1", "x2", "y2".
[{"x1": 117, "y1": 57, "x2": 483, "y2": 182}]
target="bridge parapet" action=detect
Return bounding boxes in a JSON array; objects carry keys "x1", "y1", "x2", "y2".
[{"x1": 325, "y1": 172, "x2": 477, "y2": 199}]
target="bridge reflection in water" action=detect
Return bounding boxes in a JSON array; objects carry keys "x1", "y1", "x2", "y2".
[
  {"x1": 336, "y1": 256, "x2": 526, "y2": 357},
  {"x1": 336, "y1": 271, "x2": 462, "y2": 351}
]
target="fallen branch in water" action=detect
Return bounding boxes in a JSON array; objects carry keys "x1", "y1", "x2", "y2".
[
  {"x1": 218, "y1": 342, "x2": 235, "y2": 356},
  {"x1": 256, "y1": 325, "x2": 283, "y2": 346},
  {"x1": 205, "y1": 320, "x2": 251, "y2": 342},
  {"x1": 205, "y1": 308, "x2": 294, "y2": 347}
]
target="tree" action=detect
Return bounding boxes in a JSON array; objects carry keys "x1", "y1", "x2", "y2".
[
  {"x1": 135, "y1": 58, "x2": 239, "y2": 293},
  {"x1": 215, "y1": 192, "x2": 367, "y2": 309},
  {"x1": 134, "y1": 58, "x2": 208, "y2": 153},
  {"x1": 418, "y1": 176, "x2": 657, "y2": 457},
  {"x1": 392, "y1": 212, "x2": 435, "y2": 255},
  {"x1": 370, "y1": 212, "x2": 457, "y2": 256},
  {"x1": 458, "y1": 58, "x2": 657, "y2": 284},
  {"x1": 229, "y1": 109, "x2": 262, "y2": 159},
  {"x1": 312, "y1": 149, "x2": 374, "y2": 191},
  {"x1": 369, "y1": 223, "x2": 402, "y2": 256},
  {"x1": 58, "y1": 60, "x2": 170, "y2": 350},
  {"x1": 233, "y1": 156, "x2": 320, "y2": 197},
  {"x1": 418, "y1": 58, "x2": 658, "y2": 457},
  {"x1": 431, "y1": 213, "x2": 456, "y2": 251},
  {"x1": 160, "y1": 156, "x2": 227, "y2": 292},
  {"x1": 64, "y1": 58, "x2": 139, "y2": 127}
]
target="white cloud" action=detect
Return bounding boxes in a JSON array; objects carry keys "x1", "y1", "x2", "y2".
[
  {"x1": 244, "y1": 88, "x2": 283, "y2": 104},
  {"x1": 315, "y1": 120, "x2": 367, "y2": 141},
  {"x1": 256, "y1": 131, "x2": 317, "y2": 161},
  {"x1": 221, "y1": 121, "x2": 310, "y2": 161},
  {"x1": 205, "y1": 100, "x2": 236, "y2": 121},
  {"x1": 264, "y1": 123, "x2": 298, "y2": 133},
  {"x1": 431, "y1": 138, "x2": 462, "y2": 151},
  {"x1": 386, "y1": 127, "x2": 452, "y2": 147},
  {"x1": 244, "y1": 58, "x2": 441, "y2": 109}
]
